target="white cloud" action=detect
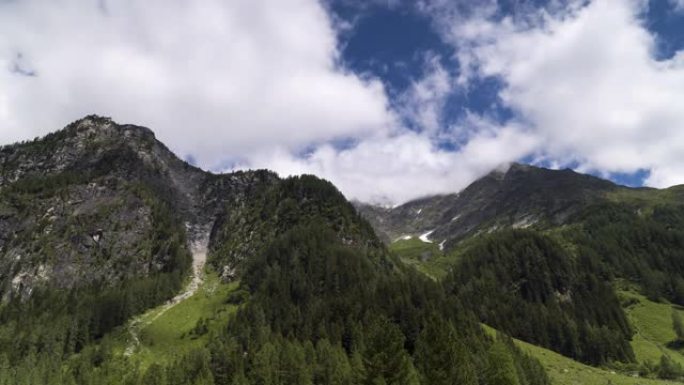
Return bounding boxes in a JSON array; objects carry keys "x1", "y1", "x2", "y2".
[
  {"x1": 398, "y1": 54, "x2": 453, "y2": 134},
  {"x1": 671, "y1": 0, "x2": 684, "y2": 11},
  {"x1": 0, "y1": 0, "x2": 393, "y2": 166},
  {"x1": 17, "y1": 0, "x2": 676, "y2": 204},
  {"x1": 0, "y1": 0, "x2": 541, "y2": 205},
  {"x1": 239, "y1": 123, "x2": 539, "y2": 205},
  {"x1": 440, "y1": 0, "x2": 684, "y2": 188}
]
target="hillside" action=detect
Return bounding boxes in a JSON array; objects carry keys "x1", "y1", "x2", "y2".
[
  {"x1": 356, "y1": 163, "x2": 617, "y2": 248},
  {"x1": 361, "y1": 164, "x2": 684, "y2": 382},
  {"x1": 4, "y1": 116, "x2": 684, "y2": 384},
  {"x1": 0, "y1": 116, "x2": 552, "y2": 385}
]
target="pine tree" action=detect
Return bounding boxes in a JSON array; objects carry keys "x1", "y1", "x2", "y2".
[
  {"x1": 658, "y1": 354, "x2": 682, "y2": 379},
  {"x1": 0, "y1": 354, "x2": 10, "y2": 385},
  {"x1": 315, "y1": 339, "x2": 352, "y2": 385},
  {"x1": 414, "y1": 315, "x2": 477, "y2": 385},
  {"x1": 672, "y1": 309, "x2": 684, "y2": 342},
  {"x1": 486, "y1": 341, "x2": 520, "y2": 385},
  {"x1": 362, "y1": 317, "x2": 415, "y2": 385},
  {"x1": 251, "y1": 342, "x2": 277, "y2": 385},
  {"x1": 280, "y1": 340, "x2": 312, "y2": 385},
  {"x1": 142, "y1": 363, "x2": 167, "y2": 385}
]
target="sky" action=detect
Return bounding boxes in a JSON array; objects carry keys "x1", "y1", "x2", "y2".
[{"x1": 2, "y1": 0, "x2": 684, "y2": 205}]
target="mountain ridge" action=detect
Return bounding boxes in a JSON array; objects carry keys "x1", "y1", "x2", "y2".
[
  {"x1": 355, "y1": 161, "x2": 680, "y2": 251},
  {"x1": 0, "y1": 115, "x2": 554, "y2": 385},
  {"x1": 0, "y1": 115, "x2": 381, "y2": 297}
]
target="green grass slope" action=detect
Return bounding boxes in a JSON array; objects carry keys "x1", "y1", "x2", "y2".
[
  {"x1": 111, "y1": 270, "x2": 239, "y2": 369},
  {"x1": 619, "y1": 289, "x2": 684, "y2": 367},
  {"x1": 483, "y1": 324, "x2": 678, "y2": 385},
  {"x1": 389, "y1": 237, "x2": 444, "y2": 278}
]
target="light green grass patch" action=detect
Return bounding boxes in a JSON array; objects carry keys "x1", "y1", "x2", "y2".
[
  {"x1": 482, "y1": 324, "x2": 678, "y2": 385},
  {"x1": 390, "y1": 236, "x2": 446, "y2": 279},
  {"x1": 606, "y1": 186, "x2": 684, "y2": 215},
  {"x1": 113, "y1": 270, "x2": 240, "y2": 369},
  {"x1": 619, "y1": 289, "x2": 684, "y2": 367}
]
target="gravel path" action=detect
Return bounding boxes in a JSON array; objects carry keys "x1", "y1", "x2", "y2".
[{"x1": 124, "y1": 230, "x2": 209, "y2": 356}]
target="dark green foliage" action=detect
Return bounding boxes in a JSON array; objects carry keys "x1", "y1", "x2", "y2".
[
  {"x1": 445, "y1": 229, "x2": 634, "y2": 365},
  {"x1": 0, "y1": 119, "x2": 555, "y2": 385},
  {"x1": 203, "y1": 224, "x2": 549, "y2": 385},
  {"x1": 568, "y1": 202, "x2": 684, "y2": 305},
  {"x1": 486, "y1": 340, "x2": 520, "y2": 385},
  {"x1": 413, "y1": 313, "x2": 477, "y2": 385},
  {"x1": 674, "y1": 310, "x2": 684, "y2": 343},
  {"x1": 0, "y1": 182, "x2": 191, "y2": 373},
  {"x1": 658, "y1": 355, "x2": 684, "y2": 380},
  {"x1": 210, "y1": 174, "x2": 383, "y2": 273},
  {"x1": 362, "y1": 316, "x2": 418, "y2": 385},
  {"x1": 143, "y1": 363, "x2": 168, "y2": 385},
  {"x1": 0, "y1": 192, "x2": 551, "y2": 385}
]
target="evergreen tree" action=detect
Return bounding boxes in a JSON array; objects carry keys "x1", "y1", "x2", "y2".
[
  {"x1": 250, "y1": 342, "x2": 277, "y2": 385},
  {"x1": 414, "y1": 314, "x2": 477, "y2": 385},
  {"x1": 315, "y1": 339, "x2": 352, "y2": 385},
  {"x1": 673, "y1": 309, "x2": 684, "y2": 343},
  {"x1": 142, "y1": 363, "x2": 167, "y2": 385},
  {"x1": 486, "y1": 341, "x2": 520, "y2": 385},
  {"x1": 362, "y1": 317, "x2": 416, "y2": 385},
  {"x1": 658, "y1": 354, "x2": 682, "y2": 380},
  {"x1": 280, "y1": 340, "x2": 312, "y2": 385}
]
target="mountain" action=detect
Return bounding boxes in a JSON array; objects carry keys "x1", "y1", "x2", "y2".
[
  {"x1": 0, "y1": 116, "x2": 550, "y2": 385},
  {"x1": 0, "y1": 115, "x2": 380, "y2": 299},
  {"x1": 3, "y1": 116, "x2": 684, "y2": 385},
  {"x1": 360, "y1": 161, "x2": 684, "y2": 376},
  {"x1": 357, "y1": 162, "x2": 684, "y2": 255},
  {"x1": 356, "y1": 163, "x2": 618, "y2": 248}
]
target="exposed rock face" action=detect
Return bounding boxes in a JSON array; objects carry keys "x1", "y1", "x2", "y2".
[
  {"x1": 356, "y1": 163, "x2": 619, "y2": 250},
  {"x1": 0, "y1": 115, "x2": 379, "y2": 299}
]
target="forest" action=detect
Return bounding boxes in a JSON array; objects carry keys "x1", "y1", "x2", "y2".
[
  {"x1": 4, "y1": 120, "x2": 684, "y2": 384},
  {"x1": 0, "y1": 222, "x2": 551, "y2": 385}
]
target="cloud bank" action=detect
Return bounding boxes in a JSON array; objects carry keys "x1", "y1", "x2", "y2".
[
  {"x1": 3, "y1": 0, "x2": 684, "y2": 204},
  {"x1": 440, "y1": 0, "x2": 684, "y2": 188},
  {"x1": 0, "y1": 0, "x2": 395, "y2": 163},
  {"x1": 1, "y1": 0, "x2": 533, "y2": 204}
]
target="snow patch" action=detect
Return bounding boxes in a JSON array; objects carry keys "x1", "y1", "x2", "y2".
[
  {"x1": 416, "y1": 208, "x2": 422, "y2": 215},
  {"x1": 419, "y1": 230, "x2": 435, "y2": 243},
  {"x1": 439, "y1": 240, "x2": 446, "y2": 251},
  {"x1": 394, "y1": 235, "x2": 413, "y2": 242},
  {"x1": 512, "y1": 215, "x2": 537, "y2": 229},
  {"x1": 451, "y1": 214, "x2": 461, "y2": 222}
]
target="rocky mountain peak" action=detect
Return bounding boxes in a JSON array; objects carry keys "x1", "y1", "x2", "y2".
[
  {"x1": 357, "y1": 162, "x2": 620, "y2": 249},
  {"x1": 63, "y1": 115, "x2": 156, "y2": 142},
  {"x1": 0, "y1": 116, "x2": 382, "y2": 298}
]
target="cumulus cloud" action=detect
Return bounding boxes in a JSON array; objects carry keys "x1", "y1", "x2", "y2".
[
  {"x1": 1, "y1": 0, "x2": 539, "y2": 204},
  {"x1": 437, "y1": 0, "x2": 684, "y2": 188},
  {"x1": 397, "y1": 54, "x2": 453, "y2": 134},
  {"x1": 239, "y1": 122, "x2": 539, "y2": 205},
  {"x1": 671, "y1": 0, "x2": 684, "y2": 11},
  {"x1": 10, "y1": 0, "x2": 679, "y2": 204},
  {"x1": 0, "y1": 0, "x2": 393, "y2": 166}
]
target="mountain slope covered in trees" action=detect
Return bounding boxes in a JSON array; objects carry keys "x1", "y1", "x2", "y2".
[
  {"x1": 4, "y1": 116, "x2": 684, "y2": 384},
  {"x1": 360, "y1": 163, "x2": 684, "y2": 381},
  {"x1": 0, "y1": 117, "x2": 552, "y2": 385}
]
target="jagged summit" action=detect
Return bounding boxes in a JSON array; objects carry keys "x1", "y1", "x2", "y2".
[
  {"x1": 357, "y1": 161, "x2": 620, "y2": 248},
  {"x1": 0, "y1": 116, "x2": 380, "y2": 299}
]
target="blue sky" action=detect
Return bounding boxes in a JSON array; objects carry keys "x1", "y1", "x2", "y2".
[
  {"x1": 327, "y1": 0, "x2": 684, "y2": 188},
  {"x1": 3, "y1": 0, "x2": 684, "y2": 203}
]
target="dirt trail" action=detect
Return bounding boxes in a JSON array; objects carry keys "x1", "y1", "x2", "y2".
[{"x1": 124, "y1": 228, "x2": 209, "y2": 356}]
